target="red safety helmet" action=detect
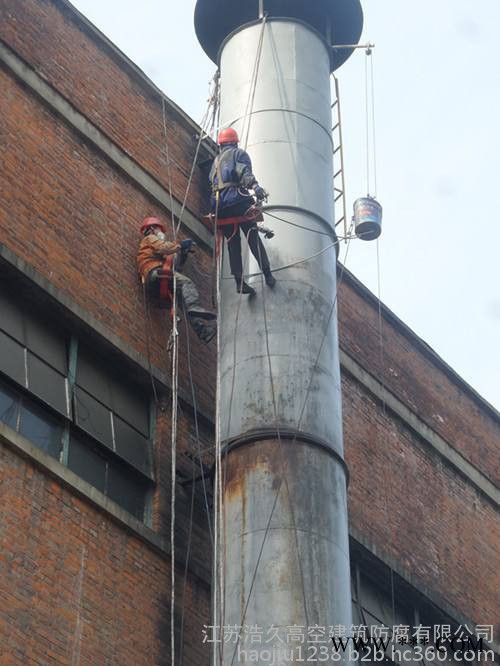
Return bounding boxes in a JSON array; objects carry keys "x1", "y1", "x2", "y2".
[
  {"x1": 140, "y1": 217, "x2": 166, "y2": 235},
  {"x1": 217, "y1": 127, "x2": 239, "y2": 145}
]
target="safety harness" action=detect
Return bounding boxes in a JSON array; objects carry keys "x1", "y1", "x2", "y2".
[{"x1": 211, "y1": 153, "x2": 239, "y2": 194}]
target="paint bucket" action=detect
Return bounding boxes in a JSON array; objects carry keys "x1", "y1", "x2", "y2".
[{"x1": 353, "y1": 197, "x2": 382, "y2": 241}]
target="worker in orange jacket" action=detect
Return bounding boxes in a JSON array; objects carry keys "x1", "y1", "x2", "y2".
[{"x1": 137, "y1": 217, "x2": 216, "y2": 343}]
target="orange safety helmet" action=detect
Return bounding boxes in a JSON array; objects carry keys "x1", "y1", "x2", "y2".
[
  {"x1": 140, "y1": 217, "x2": 166, "y2": 234},
  {"x1": 217, "y1": 127, "x2": 239, "y2": 145}
]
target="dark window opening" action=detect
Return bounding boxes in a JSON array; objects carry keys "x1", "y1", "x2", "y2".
[
  {"x1": 0, "y1": 285, "x2": 153, "y2": 522},
  {"x1": 68, "y1": 431, "x2": 147, "y2": 520},
  {"x1": 68, "y1": 433, "x2": 107, "y2": 493}
]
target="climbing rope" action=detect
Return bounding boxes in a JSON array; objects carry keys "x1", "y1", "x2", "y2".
[
  {"x1": 175, "y1": 73, "x2": 220, "y2": 236},
  {"x1": 162, "y1": 78, "x2": 219, "y2": 666},
  {"x1": 364, "y1": 47, "x2": 378, "y2": 197},
  {"x1": 213, "y1": 16, "x2": 269, "y2": 663}
]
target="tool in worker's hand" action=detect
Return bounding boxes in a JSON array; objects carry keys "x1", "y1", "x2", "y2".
[
  {"x1": 180, "y1": 239, "x2": 196, "y2": 253},
  {"x1": 257, "y1": 223, "x2": 274, "y2": 239}
]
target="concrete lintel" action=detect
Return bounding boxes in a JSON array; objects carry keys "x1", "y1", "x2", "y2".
[
  {"x1": 0, "y1": 38, "x2": 213, "y2": 250},
  {"x1": 340, "y1": 349, "x2": 500, "y2": 507},
  {"x1": 0, "y1": 422, "x2": 211, "y2": 585}
]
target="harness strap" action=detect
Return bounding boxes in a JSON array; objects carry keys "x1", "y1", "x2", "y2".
[{"x1": 212, "y1": 154, "x2": 239, "y2": 192}]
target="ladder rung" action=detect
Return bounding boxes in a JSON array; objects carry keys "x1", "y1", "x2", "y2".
[
  {"x1": 335, "y1": 193, "x2": 343, "y2": 202},
  {"x1": 335, "y1": 217, "x2": 345, "y2": 226},
  {"x1": 332, "y1": 123, "x2": 340, "y2": 132},
  {"x1": 331, "y1": 100, "x2": 338, "y2": 108},
  {"x1": 334, "y1": 186, "x2": 343, "y2": 193},
  {"x1": 333, "y1": 146, "x2": 341, "y2": 155},
  {"x1": 334, "y1": 169, "x2": 342, "y2": 179}
]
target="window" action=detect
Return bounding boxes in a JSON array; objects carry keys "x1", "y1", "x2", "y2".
[
  {"x1": 0, "y1": 379, "x2": 64, "y2": 460},
  {"x1": 0, "y1": 287, "x2": 153, "y2": 521}
]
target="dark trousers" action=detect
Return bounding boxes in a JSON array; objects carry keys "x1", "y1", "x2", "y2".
[
  {"x1": 218, "y1": 200, "x2": 271, "y2": 279},
  {"x1": 146, "y1": 269, "x2": 200, "y2": 311}
]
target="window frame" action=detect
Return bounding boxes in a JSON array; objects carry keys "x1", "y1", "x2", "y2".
[{"x1": 0, "y1": 300, "x2": 155, "y2": 523}]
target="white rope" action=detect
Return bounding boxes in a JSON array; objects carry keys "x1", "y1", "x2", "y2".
[
  {"x1": 370, "y1": 50, "x2": 378, "y2": 197},
  {"x1": 214, "y1": 229, "x2": 224, "y2": 666},
  {"x1": 169, "y1": 300, "x2": 178, "y2": 666},
  {"x1": 364, "y1": 52, "x2": 371, "y2": 195},
  {"x1": 214, "y1": 17, "x2": 268, "y2": 661},
  {"x1": 161, "y1": 95, "x2": 179, "y2": 666},
  {"x1": 175, "y1": 73, "x2": 219, "y2": 236}
]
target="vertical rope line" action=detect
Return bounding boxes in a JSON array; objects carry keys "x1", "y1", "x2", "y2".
[
  {"x1": 178, "y1": 412, "x2": 196, "y2": 666},
  {"x1": 185, "y1": 313, "x2": 213, "y2": 542},
  {"x1": 241, "y1": 15, "x2": 267, "y2": 150},
  {"x1": 162, "y1": 90, "x2": 180, "y2": 666},
  {"x1": 375, "y1": 238, "x2": 396, "y2": 630},
  {"x1": 216, "y1": 19, "x2": 267, "y2": 655},
  {"x1": 214, "y1": 219, "x2": 224, "y2": 666},
  {"x1": 159, "y1": 70, "x2": 218, "y2": 666},
  {"x1": 169, "y1": 305, "x2": 178, "y2": 666},
  {"x1": 364, "y1": 52, "x2": 371, "y2": 195},
  {"x1": 256, "y1": 236, "x2": 311, "y2": 628},
  {"x1": 370, "y1": 52, "x2": 378, "y2": 198},
  {"x1": 161, "y1": 98, "x2": 177, "y2": 237}
]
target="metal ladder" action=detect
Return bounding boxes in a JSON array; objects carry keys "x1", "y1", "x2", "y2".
[{"x1": 331, "y1": 75, "x2": 348, "y2": 240}]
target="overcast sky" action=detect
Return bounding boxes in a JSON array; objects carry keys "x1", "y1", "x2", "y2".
[{"x1": 71, "y1": 0, "x2": 499, "y2": 410}]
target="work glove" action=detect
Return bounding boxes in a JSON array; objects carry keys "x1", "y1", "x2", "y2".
[
  {"x1": 254, "y1": 185, "x2": 268, "y2": 202},
  {"x1": 180, "y1": 239, "x2": 196, "y2": 252}
]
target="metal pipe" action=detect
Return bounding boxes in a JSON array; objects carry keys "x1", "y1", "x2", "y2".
[{"x1": 194, "y1": 3, "x2": 363, "y2": 663}]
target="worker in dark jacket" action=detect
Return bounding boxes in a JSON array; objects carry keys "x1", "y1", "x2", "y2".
[
  {"x1": 137, "y1": 217, "x2": 216, "y2": 343},
  {"x1": 209, "y1": 127, "x2": 275, "y2": 296}
]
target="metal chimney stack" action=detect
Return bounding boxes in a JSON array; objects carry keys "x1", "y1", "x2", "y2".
[{"x1": 195, "y1": 1, "x2": 363, "y2": 661}]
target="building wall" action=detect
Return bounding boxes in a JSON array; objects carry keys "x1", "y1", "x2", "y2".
[{"x1": 0, "y1": 0, "x2": 498, "y2": 663}]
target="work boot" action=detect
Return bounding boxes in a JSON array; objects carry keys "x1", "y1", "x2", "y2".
[
  {"x1": 186, "y1": 307, "x2": 216, "y2": 320},
  {"x1": 190, "y1": 318, "x2": 216, "y2": 344},
  {"x1": 264, "y1": 270, "x2": 276, "y2": 288},
  {"x1": 176, "y1": 273, "x2": 216, "y2": 319},
  {"x1": 235, "y1": 278, "x2": 256, "y2": 296}
]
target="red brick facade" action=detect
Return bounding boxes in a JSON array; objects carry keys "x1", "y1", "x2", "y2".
[{"x1": 0, "y1": 1, "x2": 498, "y2": 663}]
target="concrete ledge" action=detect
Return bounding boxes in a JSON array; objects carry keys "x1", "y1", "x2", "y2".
[
  {"x1": 340, "y1": 266, "x2": 500, "y2": 424},
  {"x1": 340, "y1": 349, "x2": 500, "y2": 508},
  {"x1": 0, "y1": 38, "x2": 213, "y2": 250},
  {"x1": 0, "y1": 421, "x2": 211, "y2": 585}
]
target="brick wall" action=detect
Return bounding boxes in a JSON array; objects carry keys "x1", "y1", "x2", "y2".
[
  {"x1": 0, "y1": 64, "x2": 216, "y2": 420},
  {"x1": 0, "y1": 0, "x2": 210, "y2": 220},
  {"x1": 342, "y1": 371, "x2": 499, "y2": 628},
  {"x1": 0, "y1": 0, "x2": 498, "y2": 663},
  {"x1": 0, "y1": 439, "x2": 211, "y2": 665},
  {"x1": 338, "y1": 278, "x2": 500, "y2": 486}
]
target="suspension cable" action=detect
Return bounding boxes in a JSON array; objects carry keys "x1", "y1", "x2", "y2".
[
  {"x1": 216, "y1": 17, "x2": 268, "y2": 663},
  {"x1": 370, "y1": 50, "x2": 378, "y2": 197}
]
